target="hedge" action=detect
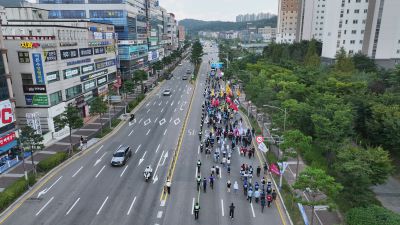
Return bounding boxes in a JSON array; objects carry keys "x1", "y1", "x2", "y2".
[
  {"x1": 346, "y1": 205, "x2": 400, "y2": 225},
  {"x1": 0, "y1": 172, "x2": 36, "y2": 212},
  {"x1": 37, "y1": 152, "x2": 68, "y2": 173},
  {"x1": 111, "y1": 119, "x2": 121, "y2": 127},
  {"x1": 127, "y1": 94, "x2": 145, "y2": 112}
]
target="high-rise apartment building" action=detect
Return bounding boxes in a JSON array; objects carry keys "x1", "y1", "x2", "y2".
[
  {"x1": 277, "y1": 0, "x2": 300, "y2": 43},
  {"x1": 178, "y1": 25, "x2": 185, "y2": 45}
]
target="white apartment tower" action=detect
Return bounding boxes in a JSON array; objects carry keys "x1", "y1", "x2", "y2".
[{"x1": 277, "y1": 0, "x2": 300, "y2": 43}]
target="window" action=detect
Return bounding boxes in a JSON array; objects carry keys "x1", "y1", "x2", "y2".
[
  {"x1": 88, "y1": 0, "x2": 123, "y2": 3},
  {"x1": 50, "y1": 91, "x2": 62, "y2": 106},
  {"x1": 49, "y1": 10, "x2": 86, "y2": 19},
  {"x1": 364, "y1": 9, "x2": 368, "y2": 13},
  {"x1": 349, "y1": 50, "x2": 354, "y2": 54},
  {"x1": 65, "y1": 85, "x2": 82, "y2": 100},
  {"x1": 350, "y1": 40, "x2": 355, "y2": 44},
  {"x1": 354, "y1": 9, "x2": 360, "y2": 13},
  {"x1": 89, "y1": 10, "x2": 124, "y2": 18},
  {"x1": 39, "y1": 0, "x2": 84, "y2": 3},
  {"x1": 397, "y1": 50, "x2": 400, "y2": 54},
  {"x1": 360, "y1": 40, "x2": 363, "y2": 44},
  {"x1": 352, "y1": 30, "x2": 357, "y2": 34},
  {"x1": 356, "y1": 0, "x2": 361, "y2": 2},
  {"x1": 353, "y1": 20, "x2": 358, "y2": 24},
  {"x1": 21, "y1": 73, "x2": 33, "y2": 85},
  {"x1": 18, "y1": 52, "x2": 30, "y2": 63},
  {"x1": 47, "y1": 71, "x2": 60, "y2": 83}
]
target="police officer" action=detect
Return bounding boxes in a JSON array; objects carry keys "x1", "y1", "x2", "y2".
[{"x1": 193, "y1": 202, "x2": 200, "y2": 220}]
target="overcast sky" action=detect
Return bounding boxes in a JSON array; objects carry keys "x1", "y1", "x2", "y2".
[{"x1": 161, "y1": 0, "x2": 278, "y2": 21}]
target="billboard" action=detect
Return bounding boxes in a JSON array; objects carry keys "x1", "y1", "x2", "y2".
[{"x1": 0, "y1": 100, "x2": 15, "y2": 128}]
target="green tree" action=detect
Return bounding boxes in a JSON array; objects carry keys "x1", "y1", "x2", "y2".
[
  {"x1": 90, "y1": 97, "x2": 108, "y2": 135},
  {"x1": 280, "y1": 129, "x2": 312, "y2": 180},
  {"x1": 191, "y1": 40, "x2": 203, "y2": 66},
  {"x1": 334, "y1": 48, "x2": 355, "y2": 73},
  {"x1": 334, "y1": 145, "x2": 393, "y2": 209},
  {"x1": 134, "y1": 70, "x2": 148, "y2": 94},
  {"x1": 152, "y1": 61, "x2": 164, "y2": 71},
  {"x1": 346, "y1": 205, "x2": 400, "y2": 225},
  {"x1": 19, "y1": 126, "x2": 44, "y2": 174},
  {"x1": 352, "y1": 52, "x2": 378, "y2": 73},
  {"x1": 293, "y1": 167, "x2": 343, "y2": 225},
  {"x1": 54, "y1": 106, "x2": 84, "y2": 155},
  {"x1": 122, "y1": 80, "x2": 135, "y2": 93},
  {"x1": 304, "y1": 39, "x2": 321, "y2": 68}
]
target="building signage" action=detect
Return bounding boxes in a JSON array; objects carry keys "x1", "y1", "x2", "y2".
[
  {"x1": 93, "y1": 32, "x2": 103, "y2": 40},
  {"x1": 26, "y1": 113, "x2": 42, "y2": 134},
  {"x1": 79, "y1": 48, "x2": 93, "y2": 57},
  {"x1": 95, "y1": 59, "x2": 116, "y2": 70},
  {"x1": 63, "y1": 67, "x2": 80, "y2": 79},
  {"x1": 44, "y1": 50, "x2": 57, "y2": 62},
  {"x1": 84, "y1": 91, "x2": 93, "y2": 102},
  {"x1": 94, "y1": 57, "x2": 107, "y2": 63},
  {"x1": 83, "y1": 79, "x2": 96, "y2": 92},
  {"x1": 20, "y1": 42, "x2": 40, "y2": 48},
  {"x1": 41, "y1": 43, "x2": 57, "y2": 48},
  {"x1": 94, "y1": 47, "x2": 105, "y2": 55},
  {"x1": 97, "y1": 75, "x2": 107, "y2": 86},
  {"x1": 118, "y1": 40, "x2": 136, "y2": 45},
  {"x1": 23, "y1": 85, "x2": 47, "y2": 94},
  {"x1": 0, "y1": 100, "x2": 14, "y2": 128},
  {"x1": 25, "y1": 95, "x2": 49, "y2": 106},
  {"x1": 105, "y1": 33, "x2": 114, "y2": 39},
  {"x1": 80, "y1": 69, "x2": 108, "y2": 82},
  {"x1": 0, "y1": 132, "x2": 16, "y2": 147},
  {"x1": 46, "y1": 71, "x2": 59, "y2": 82},
  {"x1": 32, "y1": 53, "x2": 45, "y2": 84},
  {"x1": 60, "y1": 42, "x2": 78, "y2": 47},
  {"x1": 88, "y1": 41, "x2": 111, "y2": 47},
  {"x1": 60, "y1": 49, "x2": 78, "y2": 60},
  {"x1": 81, "y1": 64, "x2": 95, "y2": 74},
  {"x1": 66, "y1": 58, "x2": 91, "y2": 66},
  {"x1": 97, "y1": 84, "x2": 108, "y2": 96},
  {"x1": 106, "y1": 45, "x2": 115, "y2": 54}
]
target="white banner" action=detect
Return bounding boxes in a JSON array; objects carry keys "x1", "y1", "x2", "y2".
[{"x1": 258, "y1": 142, "x2": 268, "y2": 153}]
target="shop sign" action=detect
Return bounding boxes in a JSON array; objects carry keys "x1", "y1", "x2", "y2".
[
  {"x1": 0, "y1": 132, "x2": 16, "y2": 147},
  {"x1": 106, "y1": 45, "x2": 115, "y2": 54},
  {"x1": 26, "y1": 113, "x2": 42, "y2": 135},
  {"x1": 63, "y1": 67, "x2": 80, "y2": 79},
  {"x1": 43, "y1": 50, "x2": 57, "y2": 62},
  {"x1": 93, "y1": 32, "x2": 103, "y2": 40},
  {"x1": 32, "y1": 53, "x2": 45, "y2": 84},
  {"x1": 60, "y1": 49, "x2": 78, "y2": 60},
  {"x1": 80, "y1": 69, "x2": 108, "y2": 82},
  {"x1": 25, "y1": 95, "x2": 49, "y2": 106},
  {"x1": 20, "y1": 41, "x2": 40, "y2": 48},
  {"x1": 88, "y1": 41, "x2": 111, "y2": 47},
  {"x1": 84, "y1": 91, "x2": 93, "y2": 102},
  {"x1": 46, "y1": 71, "x2": 59, "y2": 82},
  {"x1": 118, "y1": 40, "x2": 136, "y2": 45},
  {"x1": 0, "y1": 100, "x2": 15, "y2": 128},
  {"x1": 81, "y1": 64, "x2": 94, "y2": 74},
  {"x1": 60, "y1": 42, "x2": 78, "y2": 47},
  {"x1": 95, "y1": 59, "x2": 116, "y2": 70},
  {"x1": 97, "y1": 75, "x2": 107, "y2": 86},
  {"x1": 105, "y1": 32, "x2": 114, "y2": 39},
  {"x1": 66, "y1": 58, "x2": 91, "y2": 66},
  {"x1": 83, "y1": 80, "x2": 96, "y2": 92},
  {"x1": 41, "y1": 43, "x2": 57, "y2": 48},
  {"x1": 79, "y1": 48, "x2": 93, "y2": 57},
  {"x1": 97, "y1": 85, "x2": 108, "y2": 95},
  {"x1": 94, "y1": 57, "x2": 107, "y2": 63},
  {"x1": 94, "y1": 47, "x2": 105, "y2": 55},
  {"x1": 23, "y1": 85, "x2": 47, "y2": 94}
]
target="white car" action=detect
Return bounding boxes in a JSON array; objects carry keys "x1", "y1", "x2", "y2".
[
  {"x1": 178, "y1": 63, "x2": 183, "y2": 66},
  {"x1": 163, "y1": 89, "x2": 171, "y2": 96}
]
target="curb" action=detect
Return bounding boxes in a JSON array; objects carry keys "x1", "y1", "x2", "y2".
[{"x1": 0, "y1": 80, "x2": 164, "y2": 223}]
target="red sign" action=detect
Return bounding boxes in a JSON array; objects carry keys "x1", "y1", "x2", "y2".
[
  {"x1": 0, "y1": 100, "x2": 14, "y2": 128},
  {"x1": 256, "y1": 136, "x2": 264, "y2": 144},
  {"x1": 0, "y1": 132, "x2": 16, "y2": 147},
  {"x1": 269, "y1": 163, "x2": 280, "y2": 176}
]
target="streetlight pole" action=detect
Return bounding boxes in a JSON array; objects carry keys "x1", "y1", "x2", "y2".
[{"x1": 262, "y1": 104, "x2": 287, "y2": 132}]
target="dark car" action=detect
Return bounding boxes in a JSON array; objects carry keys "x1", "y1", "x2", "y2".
[
  {"x1": 165, "y1": 73, "x2": 173, "y2": 80},
  {"x1": 182, "y1": 75, "x2": 188, "y2": 80},
  {"x1": 111, "y1": 146, "x2": 132, "y2": 166}
]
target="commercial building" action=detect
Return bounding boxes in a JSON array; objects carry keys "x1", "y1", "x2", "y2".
[
  {"x1": 276, "y1": 0, "x2": 300, "y2": 44},
  {"x1": 165, "y1": 13, "x2": 178, "y2": 53},
  {"x1": 296, "y1": 0, "x2": 400, "y2": 68},
  {"x1": 236, "y1": 12, "x2": 275, "y2": 22},
  {"x1": 258, "y1": 26, "x2": 277, "y2": 42},
  {"x1": 1, "y1": 7, "x2": 118, "y2": 143}
]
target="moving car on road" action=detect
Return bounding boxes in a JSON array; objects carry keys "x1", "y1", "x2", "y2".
[
  {"x1": 182, "y1": 75, "x2": 188, "y2": 80},
  {"x1": 186, "y1": 69, "x2": 191, "y2": 74},
  {"x1": 111, "y1": 146, "x2": 132, "y2": 166},
  {"x1": 163, "y1": 89, "x2": 172, "y2": 96},
  {"x1": 165, "y1": 73, "x2": 173, "y2": 80}
]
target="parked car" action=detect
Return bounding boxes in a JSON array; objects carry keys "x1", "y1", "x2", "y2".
[{"x1": 111, "y1": 146, "x2": 132, "y2": 166}]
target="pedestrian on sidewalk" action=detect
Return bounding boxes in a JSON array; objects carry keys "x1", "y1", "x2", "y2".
[
  {"x1": 233, "y1": 181, "x2": 239, "y2": 194},
  {"x1": 227, "y1": 180, "x2": 231, "y2": 192},
  {"x1": 193, "y1": 202, "x2": 200, "y2": 220},
  {"x1": 272, "y1": 189, "x2": 277, "y2": 201},
  {"x1": 229, "y1": 203, "x2": 235, "y2": 219}
]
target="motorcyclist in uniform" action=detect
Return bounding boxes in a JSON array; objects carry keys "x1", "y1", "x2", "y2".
[{"x1": 144, "y1": 165, "x2": 153, "y2": 181}]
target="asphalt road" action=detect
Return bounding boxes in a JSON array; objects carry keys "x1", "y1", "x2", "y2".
[
  {"x1": 0, "y1": 57, "x2": 194, "y2": 225},
  {"x1": 159, "y1": 44, "x2": 287, "y2": 225}
]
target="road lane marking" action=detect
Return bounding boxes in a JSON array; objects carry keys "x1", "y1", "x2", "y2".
[
  {"x1": 169, "y1": 117, "x2": 172, "y2": 123},
  {"x1": 159, "y1": 118, "x2": 166, "y2": 126},
  {"x1": 146, "y1": 102, "x2": 150, "y2": 107},
  {"x1": 191, "y1": 198, "x2": 195, "y2": 215},
  {"x1": 146, "y1": 129, "x2": 151, "y2": 135},
  {"x1": 127, "y1": 196, "x2": 137, "y2": 215},
  {"x1": 166, "y1": 100, "x2": 169, "y2": 105},
  {"x1": 95, "y1": 165, "x2": 106, "y2": 178},
  {"x1": 94, "y1": 152, "x2": 107, "y2": 167},
  {"x1": 95, "y1": 145, "x2": 104, "y2": 154},
  {"x1": 156, "y1": 144, "x2": 161, "y2": 153},
  {"x1": 139, "y1": 118, "x2": 143, "y2": 124},
  {"x1": 135, "y1": 144, "x2": 142, "y2": 153},
  {"x1": 174, "y1": 108, "x2": 177, "y2": 112},
  {"x1": 221, "y1": 199, "x2": 224, "y2": 217},
  {"x1": 171, "y1": 101, "x2": 174, "y2": 106},
  {"x1": 174, "y1": 118, "x2": 181, "y2": 125},
  {"x1": 138, "y1": 151, "x2": 147, "y2": 166},
  {"x1": 197, "y1": 146, "x2": 200, "y2": 155},
  {"x1": 161, "y1": 108, "x2": 164, "y2": 113},
  {"x1": 72, "y1": 167, "x2": 83, "y2": 178},
  {"x1": 144, "y1": 118, "x2": 151, "y2": 126},
  {"x1": 152, "y1": 151, "x2": 164, "y2": 183},
  {"x1": 36, "y1": 196, "x2": 54, "y2": 216},
  {"x1": 160, "y1": 200, "x2": 166, "y2": 207},
  {"x1": 154, "y1": 117, "x2": 158, "y2": 123},
  {"x1": 159, "y1": 101, "x2": 162, "y2": 106},
  {"x1": 157, "y1": 211, "x2": 163, "y2": 218},
  {"x1": 163, "y1": 129, "x2": 167, "y2": 136},
  {"x1": 250, "y1": 202, "x2": 256, "y2": 218},
  {"x1": 128, "y1": 129, "x2": 134, "y2": 136},
  {"x1": 66, "y1": 198, "x2": 80, "y2": 215},
  {"x1": 153, "y1": 101, "x2": 156, "y2": 106},
  {"x1": 178, "y1": 100, "x2": 180, "y2": 105},
  {"x1": 97, "y1": 196, "x2": 109, "y2": 215},
  {"x1": 120, "y1": 165, "x2": 129, "y2": 177}
]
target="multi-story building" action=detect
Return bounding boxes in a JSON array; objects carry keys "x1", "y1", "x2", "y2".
[
  {"x1": 36, "y1": 0, "x2": 148, "y2": 80},
  {"x1": 165, "y1": 13, "x2": 178, "y2": 53},
  {"x1": 236, "y1": 15, "x2": 243, "y2": 22},
  {"x1": 2, "y1": 7, "x2": 118, "y2": 143},
  {"x1": 178, "y1": 25, "x2": 185, "y2": 45},
  {"x1": 276, "y1": 0, "x2": 300, "y2": 44},
  {"x1": 258, "y1": 26, "x2": 277, "y2": 42}
]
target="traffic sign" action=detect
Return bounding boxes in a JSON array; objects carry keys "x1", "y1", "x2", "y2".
[{"x1": 256, "y1": 135, "x2": 264, "y2": 144}]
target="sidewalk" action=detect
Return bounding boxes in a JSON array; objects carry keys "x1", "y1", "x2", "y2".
[
  {"x1": 239, "y1": 92, "x2": 342, "y2": 225},
  {"x1": 0, "y1": 76, "x2": 159, "y2": 192}
]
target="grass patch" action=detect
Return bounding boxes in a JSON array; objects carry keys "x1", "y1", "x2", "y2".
[
  {"x1": 280, "y1": 179, "x2": 306, "y2": 225},
  {"x1": 0, "y1": 172, "x2": 36, "y2": 212},
  {"x1": 111, "y1": 119, "x2": 121, "y2": 127}
]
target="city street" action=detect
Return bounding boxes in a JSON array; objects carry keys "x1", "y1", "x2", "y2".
[{"x1": 0, "y1": 59, "x2": 194, "y2": 225}]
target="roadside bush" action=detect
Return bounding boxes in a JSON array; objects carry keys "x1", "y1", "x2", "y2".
[
  {"x1": 127, "y1": 94, "x2": 146, "y2": 112},
  {"x1": 37, "y1": 152, "x2": 68, "y2": 173},
  {"x1": 111, "y1": 119, "x2": 121, "y2": 127},
  {"x1": 346, "y1": 205, "x2": 400, "y2": 225},
  {"x1": 0, "y1": 172, "x2": 36, "y2": 212},
  {"x1": 96, "y1": 127, "x2": 112, "y2": 138}
]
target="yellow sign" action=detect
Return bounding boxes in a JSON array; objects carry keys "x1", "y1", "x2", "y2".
[{"x1": 20, "y1": 42, "x2": 40, "y2": 49}]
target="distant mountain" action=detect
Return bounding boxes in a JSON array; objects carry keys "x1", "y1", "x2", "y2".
[{"x1": 179, "y1": 17, "x2": 277, "y2": 33}]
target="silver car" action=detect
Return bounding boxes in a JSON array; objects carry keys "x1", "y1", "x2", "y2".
[{"x1": 111, "y1": 146, "x2": 132, "y2": 166}]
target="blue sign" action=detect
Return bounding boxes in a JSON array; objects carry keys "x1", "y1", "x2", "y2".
[
  {"x1": 32, "y1": 53, "x2": 45, "y2": 84},
  {"x1": 211, "y1": 62, "x2": 224, "y2": 69}
]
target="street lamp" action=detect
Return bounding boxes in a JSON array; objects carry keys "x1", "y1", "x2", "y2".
[{"x1": 262, "y1": 104, "x2": 287, "y2": 132}]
